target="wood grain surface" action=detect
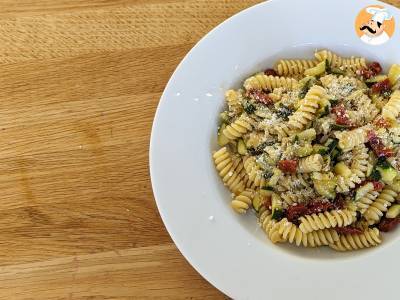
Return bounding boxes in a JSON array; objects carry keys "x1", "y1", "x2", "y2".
[{"x1": 0, "y1": 0, "x2": 398, "y2": 299}]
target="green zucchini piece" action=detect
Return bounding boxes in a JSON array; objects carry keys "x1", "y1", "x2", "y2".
[
  {"x1": 377, "y1": 166, "x2": 398, "y2": 185},
  {"x1": 218, "y1": 124, "x2": 230, "y2": 147},
  {"x1": 296, "y1": 128, "x2": 316, "y2": 141},
  {"x1": 365, "y1": 75, "x2": 388, "y2": 83},
  {"x1": 304, "y1": 60, "x2": 326, "y2": 77},
  {"x1": 252, "y1": 194, "x2": 263, "y2": 212},
  {"x1": 271, "y1": 193, "x2": 283, "y2": 220},
  {"x1": 298, "y1": 76, "x2": 316, "y2": 99},
  {"x1": 313, "y1": 144, "x2": 329, "y2": 155},
  {"x1": 295, "y1": 144, "x2": 313, "y2": 157},
  {"x1": 219, "y1": 112, "x2": 230, "y2": 124},
  {"x1": 330, "y1": 68, "x2": 346, "y2": 75},
  {"x1": 386, "y1": 204, "x2": 400, "y2": 218},
  {"x1": 237, "y1": 139, "x2": 247, "y2": 155},
  {"x1": 334, "y1": 162, "x2": 352, "y2": 177}
]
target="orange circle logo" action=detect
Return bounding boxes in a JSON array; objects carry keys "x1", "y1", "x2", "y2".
[{"x1": 355, "y1": 5, "x2": 395, "y2": 45}]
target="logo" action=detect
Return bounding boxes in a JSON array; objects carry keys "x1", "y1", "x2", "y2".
[{"x1": 355, "y1": 5, "x2": 395, "y2": 46}]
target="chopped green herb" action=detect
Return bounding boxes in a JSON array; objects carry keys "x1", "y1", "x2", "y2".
[
  {"x1": 243, "y1": 102, "x2": 256, "y2": 114},
  {"x1": 325, "y1": 59, "x2": 332, "y2": 74},
  {"x1": 262, "y1": 186, "x2": 274, "y2": 191},
  {"x1": 369, "y1": 169, "x2": 382, "y2": 181},
  {"x1": 272, "y1": 209, "x2": 285, "y2": 221},
  {"x1": 327, "y1": 139, "x2": 339, "y2": 154},
  {"x1": 376, "y1": 157, "x2": 391, "y2": 169},
  {"x1": 331, "y1": 124, "x2": 351, "y2": 131},
  {"x1": 330, "y1": 98, "x2": 340, "y2": 106},
  {"x1": 263, "y1": 170, "x2": 273, "y2": 179},
  {"x1": 276, "y1": 105, "x2": 293, "y2": 120}
]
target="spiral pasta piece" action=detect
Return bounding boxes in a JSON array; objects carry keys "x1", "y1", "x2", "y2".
[
  {"x1": 225, "y1": 89, "x2": 243, "y2": 115},
  {"x1": 299, "y1": 209, "x2": 356, "y2": 234},
  {"x1": 297, "y1": 154, "x2": 323, "y2": 173},
  {"x1": 315, "y1": 50, "x2": 367, "y2": 71},
  {"x1": 350, "y1": 145, "x2": 369, "y2": 179},
  {"x1": 382, "y1": 90, "x2": 400, "y2": 121},
  {"x1": 271, "y1": 123, "x2": 293, "y2": 141},
  {"x1": 259, "y1": 212, "x2": 283, "y2": 243},
  {"x1": 213, "y1": 147, "x2": 245, "y2": 194},
  {"x1": 243, "y1": 157, "x2": 266, "y2": 188},
  {"x1": 223, "y1": 114, "x2": 254, "y2": 140},
  {"x1": 275, "y1": 59, "x2": 318, "y2": 76},
  {"x1": 335, "y1": 173, "x2": 362, "y2": 194},
  {"x1": 279, "y1": 190, "x2": 315, "y2": 205},
  {"x1": 288, "y1": 85, "x2": 327, "y2": 131},
  {"x1": 276, "y1": 174, "x2": 311, "y2": 192},
  {"x1": 335, "y1": 127, "x2": 368, "y2": 152},
  {"x1": 364, "y1": 185, "x2": 400, "y2": 225},
  {"x1": 357, "y1": 190, "x2": 380, "y2": 214},
  {"x1": 268, "y1": 88, "x2": 284, "y2": 102},
  {"x1": 329, "y1": 228, "x2": 381, "y2": 251},
  {"x1": 275, "y1": 218, "x2": 340, "y2": 247},
  {"x1": 244, "y1": 74, "x2": 298, "y2": 91},
  {"x1": 230, "y1": 189, "x2": 255, "y2": 214},
  {"x1": 347, "y1": 91, "x2": 379, "y2": 124}
]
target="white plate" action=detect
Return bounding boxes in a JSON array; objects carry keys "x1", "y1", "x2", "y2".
[{"x1": 150, "y1": 0, "x2": 400, "y2": 298}]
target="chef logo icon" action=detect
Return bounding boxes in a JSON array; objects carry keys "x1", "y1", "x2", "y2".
[{"x1": 355, "y1": 5, "x2": 395, "y2": 46}]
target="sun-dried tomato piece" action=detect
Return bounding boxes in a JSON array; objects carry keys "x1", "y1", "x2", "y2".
[
  {"x1": 378, "y1": 217, "x2": 400, "y2": 232},
  {"x1": 367, "y1": 130, "x2": 394, "y2": 158},
  {"x1": 331, "y1": 104, "x2": 352, "y2": 126},
  {"x1": 368, "y1": 62, "x2": 383, "y2": 76},
  {"x1": 278, "y1": 160, "x2": 298, "y2": 174},
  {"x1": 356, "y1": 68, "x2": 375, "y2": 80},
  {"x1": 306, "y1": 201, "x2": 333, "y2": 215},
  {"x1": 247, "y1": 90, "x2": 273, "y2": 105},
  {"x1": 374, "y1": 117, "x2": 391, "y2": 128},
  {"x1": 286, "y1": 204, "x2": 308, "y2": 223},
  {"x1": 332, "y1": 195, "x2": 345, "y2": 210},
  {"x1": 371, "y1": 181, "x2": 385, "y2": 191},
  {"x1": 264, "y1": 69, "x2": 277, "y2": 76},
  {"x1": 335, "y1": 226, "x2": 364, "y2": 235},
  {"x1": 262, "y1": 197, "x2": 272, "y2": 210},
  {"x1": 356, "y1": 62, "x2": 382, "y2": 80},
  {"x1": 371, "y1": 78, "x2": 392, "y2": 95}
]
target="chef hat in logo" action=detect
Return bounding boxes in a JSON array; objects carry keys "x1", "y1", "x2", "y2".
[{"x1": 366, "y1": 7, "x2": 393, "y2": 24}]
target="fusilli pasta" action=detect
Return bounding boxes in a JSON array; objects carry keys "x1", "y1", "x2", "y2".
[
  {"x1": 299, "y1": 209, "x2": 356, "y2": 233},
  {"x1": 315, "y1": 50, "x2": 367, "y2": 72},
  {"x1": 329, "y1": 228, "x2": 381, "y2": 251},
  {"x1": 288, "y1": 85, "x2": 327, "y2": 131},
  {"x1": 364, "y1": 184, "x2": 400, "y2": 225},
  {"x1": 382, "y1": 90, "x2": 400, "y2": 121},
  {"x1": 244, "y1": 74, "x2": 298, "y2": 91},
  {"x1": 275, "y1": 59, "x2": 318, "y2": 76},
  {"x1": 213, "y1": 50, "x2": 400, "y2": 252},
  {"x1": 231, "y1": 189, "x2": 254, "y2": 214},
  {"x1": 275, "y1": 218, "x2": 340, "y2": 247}
]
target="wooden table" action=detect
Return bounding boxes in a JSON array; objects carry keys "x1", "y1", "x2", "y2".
[{"x1": 0, "y1": 0, "x2": 398, "y2": 299}]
